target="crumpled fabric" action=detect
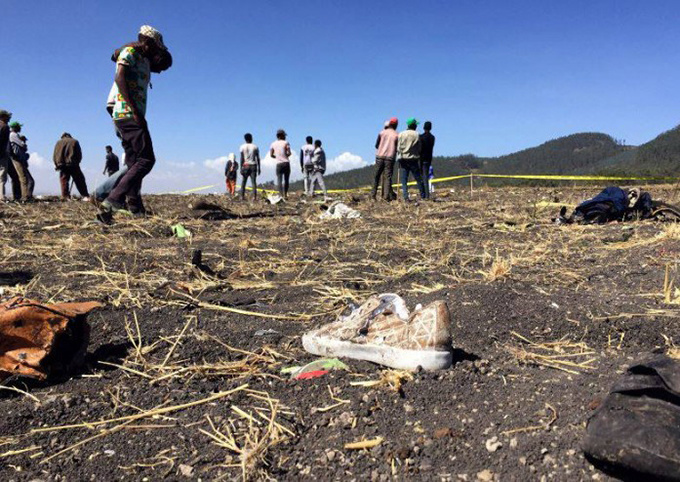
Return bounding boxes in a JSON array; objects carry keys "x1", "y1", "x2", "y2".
[
  {"x1": 0, "y1": 297, "x2": 103, "y2": 381},
  {"x1": 320, "y1": 202, "x2": 361, "y2": 220}
]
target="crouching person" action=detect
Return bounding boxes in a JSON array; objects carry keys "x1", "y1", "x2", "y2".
[{"x1": 307, "y1": 139, "x2": 328, "y2": 202}]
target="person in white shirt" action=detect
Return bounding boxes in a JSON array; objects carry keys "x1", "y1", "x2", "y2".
[
  {"x1": 300, "y1": 135, "x2": 314, "y2": 195},
  {"x1": 269, "y1": 129, "x2": 292, "y2": 199},
  {"x1": 307, "y1": 139, "x2": 328, "y2": 202},
  {"x1": 239, "y1": 132, "x2": 261, "y2": 201}
]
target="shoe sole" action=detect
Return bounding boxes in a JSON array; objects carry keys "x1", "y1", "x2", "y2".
[{"x1": 302, "y1": 333, "x2": 452, "y2": 371}]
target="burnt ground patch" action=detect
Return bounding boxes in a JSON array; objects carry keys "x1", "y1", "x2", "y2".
[{"x1": 0, "y1": 186, "x2": 679, "y2": 481}]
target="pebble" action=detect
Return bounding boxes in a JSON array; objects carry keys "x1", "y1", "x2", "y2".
[
  {"x1": 476, "y1": 469, "x2": 495, "y2": 481},
  {"x1": 178, "y1": 464, "x2": 194, "y2": 477},
  {"x1": 509, "y1": 437, "x2": 518, "y2": 449},
  {"x1": 104, "y1": 449, "x2": 115, "y2": 457},
  {"x1": 485, "y1": 436, "x2": 502, "y2": 453}
]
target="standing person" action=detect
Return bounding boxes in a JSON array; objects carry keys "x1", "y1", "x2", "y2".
[
  {"x1": 300, "y1": 136, "x2": 315, "y2": 195},
  {"x1": 98, "y1": 25, "x2": 172, "y2": 222},
  {"x1": 8, "y1": 122, "x2": 33, "y2": 201},
  {"x1": 397, "y1": 117, "x2": 427, "y2": 202},
  {"x1": 371, "y1": 117, "x2": 399, "y2": 201},
  {"x1": 270, "y1": 129, "x2": 291, "y2": 200},
  {"x1": 225, "y1": 153, "x2": 238, "y2": 197},
  {"x1": 103, "y1": 145, "x2": 120, "y2": 176},
  {"x1": 53, "y1": 133, "x2": 89, "y2": 200},
  {"x1": 240, "y1": 133, "x2": 260, "y2": 201},
  {"x1": 0, "y1": 110, "x2": 21, "y2": 202},
  {"x1": 419, "y1": 121, "x2": 435, "y2": 198},
  {"x1": 307, "y1": 139, "x2": 328, "y2": 201}
]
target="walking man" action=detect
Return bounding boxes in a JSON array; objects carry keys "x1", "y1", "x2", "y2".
[
  {"x1": 371, "y1": 118, "x2": 399, "y2": 201},
  {"x1": 103, "y1": 145, "x2": 120, "y2": 176},
  {"x1": 307, "y1": 139, "x2": 328, "y2": 201},
  {"x1": 225, "y1": 153, "x2": 238, "y2": 197},
  {"x1": 99, "y1": 25, "x2": 172, "y2": 222},
  {"x1": 9, "y1": 123, "x2": 34, "y2": 201},
  {"x1": 240, "y1": 133, "x2": 260, "y2": 201},
  {"x1": 0, "y1": 110, "x2": 21, "y2": 202},
  {"x1": 270, "y1": 129, "x2": 291, "y2": 200},
  {"x1": 397, "y1": 117, "x2": 427, "y2": 202},
  {"x1": 300, "y1": 136, "x2": 315, "y2": 195},
  {"x1": 419, "y1": 121, "x2": 435, "y2": 198},
  {"x1": 53, "y1": 133, "x2": 89, "y2": 200}
]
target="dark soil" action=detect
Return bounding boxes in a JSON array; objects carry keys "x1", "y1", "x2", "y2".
[{"x1": 0, "y1": 185, "x2": 679, "y2": 481}]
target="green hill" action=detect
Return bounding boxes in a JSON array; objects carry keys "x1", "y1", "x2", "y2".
[{"x1": 290, "y1": 127, "x2": 680, "y2": 190}]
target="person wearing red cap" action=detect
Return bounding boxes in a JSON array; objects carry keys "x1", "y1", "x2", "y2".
[{"x1": 371, "y1": 117, "x2": 399, "y2": 201}]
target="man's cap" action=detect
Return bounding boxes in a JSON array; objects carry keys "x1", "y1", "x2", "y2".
[
  {"x1": 384, "y1": 121, "x2": 390, "y2": 128},
  {"x1": 424, "y1": 121, "x2": 432, "y2": 130},
  {"x1": 0, "y1": 109, "x2": 11, "y2": 119},
  {"x1": 61, "y1": 132, "x2": 71, "y2": 138},
  {"x1": 406, "y1": 117, "x2": 419, "y2": 127},
  {"x1": 228, "y1": 153, "x2": 235, "y2": 161},
  {"x1": 389, "y1": 117, "x2": 398, "y2": 126},
  {"x1": 9, "y1": 121, "x2": 22, "y2": 129},
  {"x1": 276, "y1": 129, "x2": 287, "y2": 137},
  {"x1": 139, "y1": 25, "x2": 167, "y2": 51}
]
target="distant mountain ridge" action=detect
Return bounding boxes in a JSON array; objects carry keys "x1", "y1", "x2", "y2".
[{"x1": 289, "y1": 125, "x2": 680, "y2": 190}]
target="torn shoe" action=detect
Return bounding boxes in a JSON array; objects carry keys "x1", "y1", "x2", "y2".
[
  {"x1": 302, "y1": 294, "x2": 452, "y2": 370},
  {"x1": 0, "y1": 297, "x2": 103, "y2": 381}
]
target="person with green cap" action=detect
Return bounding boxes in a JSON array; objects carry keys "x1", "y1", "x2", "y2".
[
  {"x1": 8, "y1": 122, "x2": 34, "y2": 201},
  {"x1": 397, "y1": 117, "x2": 427, "y2": 201}
]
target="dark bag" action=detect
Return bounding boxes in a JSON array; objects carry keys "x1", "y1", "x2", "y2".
[{"x1": 583, "y1": 355, "x2": 680, "y2": 481}]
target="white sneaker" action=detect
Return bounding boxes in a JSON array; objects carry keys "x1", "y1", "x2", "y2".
[{"x1": 302, "y1": 294, "x2": 453, "y2": 370}]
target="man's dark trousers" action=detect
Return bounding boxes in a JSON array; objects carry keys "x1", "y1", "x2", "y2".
[
  {"x1": 108, "y1": 119, "x2": 156, "y2": 213},
  {"x1": 399, "y1": 158, "x2": 427, "y2": 200},
  {"x1": 59, "y1": 164, "x2": 89, "y2": 199},
  {"x1": 371, "y1": 157, "x2": 395, "y2": 201},
  {"x1": 241, "y1": 166, "x2": 258, "y2": 200},
  {"x1": 420, "y1": 160, "x2": 431, "y2": 199}
]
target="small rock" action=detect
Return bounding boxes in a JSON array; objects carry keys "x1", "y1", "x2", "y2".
[
  {"x1": 104, "y1": 449, "x2": 115, "y2": 457},
  {"x1": 404, "y1": 403, "x2": 414, "y2": 414},
  {"x1": 476, "y1": 469, "x2": 494, "y2": 481},
  {"x1": 434, "y1": 427, "x2": 453, "y2": 439},
  {"x1": 485, "y1": 436, "x2": 502, "y2": 453},
  {"x1": 178, "y1": 464, "x2": 194, "y2": 477},
  {"x1": 338, "y1": 411, "x2": 353, "y2": 428},
  {"x1": 325, "y1": 449, "x2": 336, "y2": 462},
  {"x1": 509, "y1": 437, "x2": 518, "y2": 449}
]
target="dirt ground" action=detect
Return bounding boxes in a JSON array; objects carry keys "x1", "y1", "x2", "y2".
[{"x1": 0, "y1": 184, "x2": 679, "y2": 481}]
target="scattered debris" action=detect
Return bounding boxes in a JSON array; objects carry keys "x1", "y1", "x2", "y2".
[
  {"x1": 0, "y1": 297, "x2": 103, "y2": 381},
  {"x1": 281, "y1": 358, "x2": 349, "y2": 379},
  {"x1": 171, "y1": 223, "x2": 191, "y2": 239},
  {"x1": 584, "y1": 355, "x2": 680, "y2": 480},
  {"x1": 303, "y1": 294, "x2": 453, "y2": 370},
  {"x1": 266, "y1": 194, "x2": 284, "y2": 205},
  {"x1": 319, "y1": 202, "x2": 361, "y2": 220},
  {"x1": 254, "y1": 328, "x2": 280, "y2": 337}
]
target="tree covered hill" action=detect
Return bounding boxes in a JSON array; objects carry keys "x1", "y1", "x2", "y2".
[{"x1": 289, "y1": 127, "x2": 680, "y2": 190}]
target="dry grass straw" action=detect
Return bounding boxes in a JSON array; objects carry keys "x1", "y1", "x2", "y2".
[
  {"x1": 506, "y1": 332, "x2": 597, "y2": 374},
  {"x1": 199, "y1": 391, "x2": 292, "y2": 481},
  {"x1": 664, "y1": 263, "x2": 680, "y2": 304}
]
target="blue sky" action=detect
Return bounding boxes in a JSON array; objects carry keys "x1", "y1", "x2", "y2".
[{"x1": 2, "y1": 0, "x2": 679, "y2": 194}]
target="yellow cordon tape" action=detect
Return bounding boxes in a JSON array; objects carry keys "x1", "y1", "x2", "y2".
[{"x1": 175, "y1": 173, "x2": 680, "y2": 195}]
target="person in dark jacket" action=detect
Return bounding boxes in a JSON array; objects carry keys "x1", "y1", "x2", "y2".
[
  {"x1": 225, "y1": 153, "x2": 238, "y2": 197},
  {"x1": 419, "y1": 121, "x2": 435, "y2": 198},
  {"x1": 0, "y1": 110, "x2": 21, "y2": 202},
  {"x1": 53, "y1": 133, "x2": 89, "y2": 200},
  {"x1": 103, "y1": 145, "x2": 120, "y2": 176}
]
